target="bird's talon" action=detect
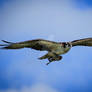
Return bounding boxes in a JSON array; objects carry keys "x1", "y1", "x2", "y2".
[{"x1": 46, "y1": 62, "x2": 50, "y2": 65}]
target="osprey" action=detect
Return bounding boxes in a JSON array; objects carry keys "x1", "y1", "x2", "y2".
[{"x1": 0, "y1": 38, "x2": 92, "y2": 65}]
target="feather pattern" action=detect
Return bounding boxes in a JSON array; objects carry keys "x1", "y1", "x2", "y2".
[
  {"x1": 71, "y1": 38, "x2": 92, "y2": 47},
  {"x1": 0, "y1": 39, "x2": 59, "y2": 51},
  {"x1": 17, "y1": 39, "x2": 59, "y2": 51}
]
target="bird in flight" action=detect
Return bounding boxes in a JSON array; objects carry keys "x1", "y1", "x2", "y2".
[{"x1": 0, "y1": 38, "x2": 92, "y2": 65}]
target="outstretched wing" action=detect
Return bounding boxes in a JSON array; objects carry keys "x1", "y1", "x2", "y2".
[
  {"x1": 71, "y1": 38, "x2": 92, "y2": 47},
  {"x1": 0, "y1": 39, "x2": 57, "y2": 51}
]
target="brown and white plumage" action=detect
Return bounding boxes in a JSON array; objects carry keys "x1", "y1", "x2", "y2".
[{"x1": 0, "y1": 38, "x2": 92, "y2": 65}]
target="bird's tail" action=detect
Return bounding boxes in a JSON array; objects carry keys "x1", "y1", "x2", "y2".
[{"x1": 0, "y1": 40, "x2": 27, "y2": 49}]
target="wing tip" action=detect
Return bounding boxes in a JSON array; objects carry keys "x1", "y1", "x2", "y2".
[{"x1": 1, "y1": 40, "x2": 14, "y2": 44}]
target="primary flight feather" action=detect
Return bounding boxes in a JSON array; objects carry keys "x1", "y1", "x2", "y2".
[{"x1": 0, "y1": 38, "x2": 92, "y2": 65}]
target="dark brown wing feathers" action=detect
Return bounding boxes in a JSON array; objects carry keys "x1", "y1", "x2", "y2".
[
  {"x1": 19, "y1": 39, "x2": 57, "y2": 51},
  {"x1": 71, "y1": 38, "x2": 92, "y2": 47},
  {"x1": 0, "y1": 39, "x2": 57, "y2": 51},
  {"x1": 24, "y1": 39, "x2": 47, "y2": 50}
]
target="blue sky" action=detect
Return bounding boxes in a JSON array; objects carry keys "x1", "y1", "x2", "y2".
[
  {"x1": 74, "y1": 0, "x2": 92, "y2": 9},
  {"x1": 0, "y1": 0, "x2": 92, "y2": 92}
]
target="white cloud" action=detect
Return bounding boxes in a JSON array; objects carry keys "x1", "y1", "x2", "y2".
[{"x1": 0, "y1": 83, "x2": 60, "y2": 92}]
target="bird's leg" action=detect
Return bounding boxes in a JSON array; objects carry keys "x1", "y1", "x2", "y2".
[
  {"x1": 46, "y1": 57, "x2": 53, "y2": 65},
  {"x1": 38, "y1": 53, "x2": 53, "y2": 65},
  {"x1": 38, "y1": 52, "x2": 62, "y2": 65},
  {"x1": 46, "y1": 56, "x2": 63, "y2": 65}
]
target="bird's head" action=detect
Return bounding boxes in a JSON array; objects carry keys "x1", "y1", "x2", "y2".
[
  {"x1": 61, "y1": 42, "x2": 72, "y2": 48},
  {"x1": 61, "y1": 42, "x2": 72, "y2": 52},
  {"x1": 59, "y1": 42, "x2": 72, "y2": 52}
]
